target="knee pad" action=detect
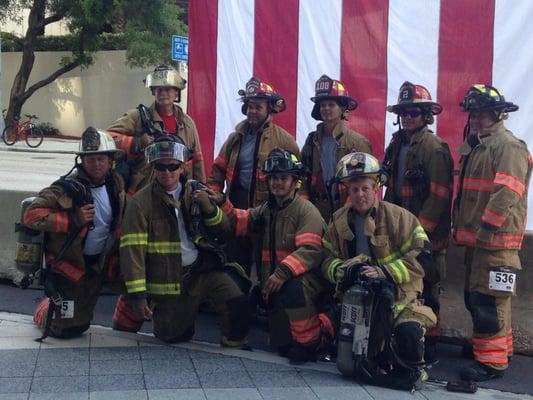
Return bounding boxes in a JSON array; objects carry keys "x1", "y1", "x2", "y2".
[
  {"x1": 279, "y1": 277, "x2": 306, "y2": 309},
  {"x1": 467, "y1": 291, "x2": 501, "y2": 334},
  {"x1": 225, "y1": 295, "x2": 251, "y2": 340},
  {"x1": 54, "y1": 323, "x2": 90, "y2": 339},
  {"x1": 393, "y1": 321, "x2": 424, "y2": 365}
]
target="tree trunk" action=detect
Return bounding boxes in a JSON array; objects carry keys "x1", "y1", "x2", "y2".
[{"x1": 5, "y1": 0, "x2": 45, "y2": 126}]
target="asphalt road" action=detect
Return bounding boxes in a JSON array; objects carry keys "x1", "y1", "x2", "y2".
[{"x1": 0, "y1": 282, "x2": 531, "y2": 396}]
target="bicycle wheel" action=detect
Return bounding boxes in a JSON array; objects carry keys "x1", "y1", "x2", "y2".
[
  {"x1": 25, "y1": 126, "x2": 44, "y2": 148},
  {"x1": 2, "y1": 125, "x2": 18, "y2": 146}
]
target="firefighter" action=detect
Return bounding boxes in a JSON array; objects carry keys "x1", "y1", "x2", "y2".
[
  {"x1": 112, "y1": 136, "x2": 251, "y2": 346},
  {"x1": 383, "y1": 81, "x2": 453, "y2": 362},
  {"x1": 218, "y1": 149, "x2": 334, "y2": 363},
  {"x1": 25, "y1": 128, "x2": 126, "y2": 338},
  {"x1": 454, "y1": 85, "x2": 531, "y2": 381},
  {"x1": 322, "y1": 152, "x2": 437, "y2": 387},
  {"x1": 301, "y1": 74, "x2": 372, "y2": 222},
  {"x1": 107, "y1": 64, "x2": 205, "y2": 195},
  {"x1": 208, "y1": 77, "x2": 300, "y2": 274}
]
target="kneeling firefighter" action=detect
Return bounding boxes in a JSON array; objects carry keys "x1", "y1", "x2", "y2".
[
  {"x1": 321, "y1": 152, "x2": 437, "y2": 390},
  {"x1": 112, "y1": 136, "x2": 251, "y2": 346},
  {"x1": 21, "y1": 128, "x2": 126, "y2": 339}
]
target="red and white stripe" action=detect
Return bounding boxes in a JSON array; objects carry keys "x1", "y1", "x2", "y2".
[{"x1": 189, "y1": 0, "x2": 533, "y2": 229}]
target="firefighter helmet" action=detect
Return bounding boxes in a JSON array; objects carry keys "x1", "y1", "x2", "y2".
[
  {"x1": 335, "y1": 152, "x2": 386, "y2": 185},
  {"x1": 238, "y1": 77, "x2": 286, "y2": 114},
  {"x1": 460, "y1": 84, "x2": 518, "y2": 113},
  {"x1": 387, "y1": 81, "x2": 442, "y2": 115},
  {"x1": 263, "y1": 148, "x2": 306, "y2": 177},
  {"x1": 77, "y1": 127, "x2": 123, "y2": 159},
  {"x1": 145, "y1": 64, "x2": 187, "y2": 90},
  {"x1": 311, "y1": 75, "x2": 358, "y2": 120},
  {"x1": 145, "y1": 136, "x2": 191, "y2": 164}
]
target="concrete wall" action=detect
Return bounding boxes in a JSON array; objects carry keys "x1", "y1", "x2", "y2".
[{"x1": 1, "y1": 51, "x2": 188, "y2": 136}]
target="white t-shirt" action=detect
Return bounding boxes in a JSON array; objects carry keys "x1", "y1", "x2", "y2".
[
  {"x1": 83, "y1": 185, "x2": 113, "y2": 256},
  {"x1": 168, "y1": 184, "x2": 199, "y2": 267}
]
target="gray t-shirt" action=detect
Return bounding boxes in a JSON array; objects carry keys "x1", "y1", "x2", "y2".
[
  {"x1": 394, "y1": 142, "x2": 410, "y2": 199},
  {"x1": 351, "y1": 213, "x2": 371, "y2": 257},
  {"x1": 237, "y1": 132, "x2": 258, "y2": 190},
  {"x1": 319, "y1": 134, "x2": 338, "y2": 193}
]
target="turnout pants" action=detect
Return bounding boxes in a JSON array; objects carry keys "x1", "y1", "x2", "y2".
[
  {"x1": 464, "y1": 247, "x2": 519, "y2": 370},
  {"x1": 113, "y1": 270, "x2": 250, "y2": 343},
  {"x1": 267, "y1": 273, "x2": 333, "y2": 351},
  {"x1": 33, "y1": 268, "x2": 104, "y2": 338}
]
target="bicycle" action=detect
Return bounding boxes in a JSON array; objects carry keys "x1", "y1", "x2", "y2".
[{"x1": 2, "y1": 111, "x2": 44, "y2": 148}]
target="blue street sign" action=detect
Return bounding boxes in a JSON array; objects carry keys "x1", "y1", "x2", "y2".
[{"x1": 172, "y1": 35, "x2": 188, "y2": 62}]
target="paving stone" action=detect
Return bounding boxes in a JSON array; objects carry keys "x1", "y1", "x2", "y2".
[
  {"x1": 198, "y1": 371, "x2": 254, "y2": 388},
  {"x1": 192, "y1": 357, "x2": 245, "y2": 374},
  {"x1": 139, "y1": 346, "x2": 189, "y2": 360},
  {"x1": 144, "y1": 372, "x2": 200, "y2": 389},
  {"x1": 90, "y1": 346, "x2": 140, "y2": 361},
  {"x1": 188, "y1": 350, "x2": 236, "y2": 360},
  {"x1": 362, "y1": 384, "x2": 426, "y2": 400},
  {"x1": 30, "y1": 375, "x2": 88, "y2": 393},
  {"x1": 90, "y1": 334, "x2": 138, "y2": 348},
  {"x1": 34, "y1": 360, "x2": 89, "y2": 376},
  {"x1": 29, "y1": 393, "x2": 89, "y2": 400},
  {"x1": 142, "y1": 358, "x2": 194, "y2": 374},
  {"x1": 147, "y1": 389, "x2": 206, "y2": 400},
  {"x1": 0, "y1": 393, "x2": 28, "y2": 400},
  {"x1": 90, "y1": 359, "x2": 142, "y2": 375},
  {"x1": 240, "y1": 359, "x2": 295, "y2": 372},
  {"x1": 249, "y1": 371, "x2": 307, "y2": 388},
  {"x1": 38, "y1": 348, "x2": 89, "y2": 362},
  {"x1": 258, "y1": 387, "x2": 319, "y2": 400},
  {"x1": 0, "y1": 377, "x2": 31, "y2": 393},
  {"x1": 0, "y1": 359, "x2": 36, "y2": 377},
  {"x1": 90, "y1": 390, "x2": 147, "y2": 400},
  {"x1": 298, "y1": 370, "x2": 359, "y2": 387},
  {"x1": 89, "y1": 374, "x2": 144, "y2": 391},
  {"x1": 0, "y1": 349, "x2": 38, "y2": 362},
  {"x1": 0, "y1": 336, "x2": 40, "y2": 349},
  {"x1": 312, "y1": 386, "x2": 373, "y2": 400},
  {"x1": 204, "y1": 388, "x2": 262, "y2": 400}
]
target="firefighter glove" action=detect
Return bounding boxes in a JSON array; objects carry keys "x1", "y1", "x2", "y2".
[{"x1": 193, "y1": 189, "x2": 216, "y2": 214}]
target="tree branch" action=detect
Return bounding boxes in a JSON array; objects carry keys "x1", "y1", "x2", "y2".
[
  {"x1": 35, "y1": 12, "x2": 66, "y2": 30},
  {"x1": 19, "y1": 61, "x2": 80, "y2": 103}
]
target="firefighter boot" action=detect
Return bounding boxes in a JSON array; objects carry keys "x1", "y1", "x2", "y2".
[{"x1": 460, "y1": 362, "x2": 505, "y2": 382}]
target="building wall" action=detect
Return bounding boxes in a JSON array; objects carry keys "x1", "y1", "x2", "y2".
[{"x1": 1, "y1": 51, "x2": 188, "y2": 136}]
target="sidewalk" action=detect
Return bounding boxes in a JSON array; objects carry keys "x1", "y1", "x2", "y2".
[
  {"x1": 0, "y1": 312, "x2": 528, "y2": 400},
  {"x1": 0, "y1": 137, "x2": 78, "y2": 154}
]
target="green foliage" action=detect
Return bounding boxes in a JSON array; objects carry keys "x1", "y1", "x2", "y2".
[
  {"x1": 36, "y1": 121, "x2": 62, "y2": 136},
  {"x1": 1, "y1": 32, "x2": 128, "y2": 52}
]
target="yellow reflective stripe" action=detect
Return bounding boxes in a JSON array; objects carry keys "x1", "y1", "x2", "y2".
[
  {"x1": 394, "y1": 303, "x2": 407, "y2": 318},
  {"x1": 204, "y1": 207, "x2": 223, "y2": 226},
  {"x1": 146, "y1": 282, "x2": 181, "y2": 295},
  {"x1": 327, "y1": 258, "x2": 343, "y2": 283},
  {"x1": 387, "y1": 259, "x2": 410, "y2": 284},
  {"x1": 146, "y1": 241, "x2": 181, "y2": 254},
  {"x1": 400, "y1": 225, "x2": 428, "y2": 254},
  {"x1": 125, "y1": 279, "x2": 146, "y2": 293},
  {"x1": 377, "y1": 251, "x2": 401, "y2": 265},
  {"x1": 120, "y1": 233, "x2": 148, "y2": 248}
]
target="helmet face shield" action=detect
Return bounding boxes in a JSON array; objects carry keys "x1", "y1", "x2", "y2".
[
  {"x1": 263, "y1": 149, "x2": 305, "y2": 177},
  {"x1": 460, "y1": 84, "x2": 518, "y2": 113},
  {"x1": 335, "y1": 152, "x2": 384, "y2": 185},
  {"x1": 145, "y1": 141, "x2": 190, "y2": 164},
  {"x1": 145, "y1": 66, "x2": 186, "y2": 90}
]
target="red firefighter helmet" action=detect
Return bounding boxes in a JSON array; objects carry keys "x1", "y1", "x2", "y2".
[
  {"x1": 238, "y1": 77, "x2": 286, "y2": 114},
  {"x1": 387, "y1": 81, "x2": 442, "y2": 115},
  {"x1": 310, "y1": 75, "x2": 358, "y2": 120}
]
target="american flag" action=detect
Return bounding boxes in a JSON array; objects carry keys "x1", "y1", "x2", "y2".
[{"x1": 188, "y1": 0, "x2": 533, "y2": 228}]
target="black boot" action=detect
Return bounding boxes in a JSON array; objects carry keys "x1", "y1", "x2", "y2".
[
  {"x1": 287, "y1": 344, "x2": 317, "y2": 364},
  {"x1": 424, "y1": 337, "x2": 439, "y2": 365},
  {"x1": 461, "y1": 342, "x2": 474, "y2": 359},
  {"x1": 460, "y1": 362, "x2": 505, "y2": 382}
]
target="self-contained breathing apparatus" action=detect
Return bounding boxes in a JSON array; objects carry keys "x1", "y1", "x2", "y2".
[{"x1": 336, "y1": 268, "x2": 428, "y2": 391}]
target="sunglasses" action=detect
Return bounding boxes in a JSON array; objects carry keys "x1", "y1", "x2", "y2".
[
  {"x1": 154, "y1": 163, "x2": 181, "y2": 172},
  {"x1": 399, "y1": 110, "x2": 422, "y2": 118}
]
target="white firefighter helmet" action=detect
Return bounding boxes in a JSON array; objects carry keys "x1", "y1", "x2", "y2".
[
  {"x1": 145, "y1": 137, "x2": 191, "y2": 164},
  {"x1": 335, "y1": 152, "x2": 386, "y2": 185},
  {"x1": 77, "y1": 127, "x2": 123, "y2": 159},
  {"x1": 145, "y1": 64, "x2": 186, "y2": 90}
]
